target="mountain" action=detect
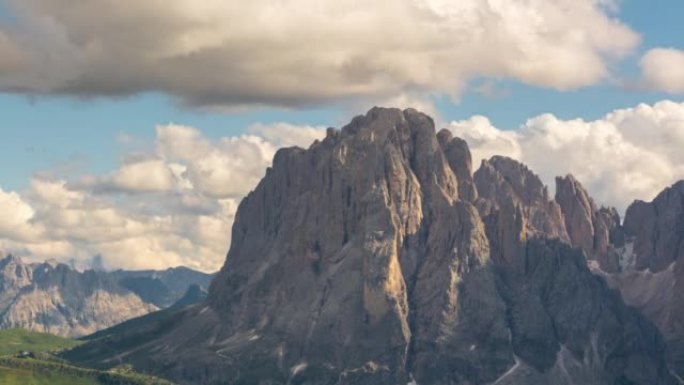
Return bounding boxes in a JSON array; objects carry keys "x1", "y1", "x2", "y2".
[
  {"x1": 585, "y1": 180, "x2": 684, "y2": 378},
  {"x1": 64, "y1": 107, "x2": 678, "y2": 384},
  {"x1": 170, "y1": 284, "x2": 208, "y2": 309},
  {"x1": 112, "y1": 268, "x2": 214, "y2": 308},
  {"x1": 0, "y1": 256, "x2": 213, "y2": 337},
  {"x1": 0, "y1": 256, "x2": 157, "y2": 338}
]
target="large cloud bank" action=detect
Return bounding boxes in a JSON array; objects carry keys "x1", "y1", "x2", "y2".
[{"x1": 0, "y1": 0, "x2": 638, "y2": 108}]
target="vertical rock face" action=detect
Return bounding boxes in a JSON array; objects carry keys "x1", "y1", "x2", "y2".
[
  {"x1": 602, "y1": 181, "x2": 684, "y2": 376},
  {"x1": 623, "y1": 181, "x2": 684, "y2": 273},
  {"x1": 206, "y1": 107, "x2": 512, "y2": 384},
  {"x1": 67, "y1": 108, "x2": 678, "y2": 385},
  {"x1": 472, "y1": 157, "x2": 672, "y2": 384},
  {"x1": 555, "y1": 175, "x2": 622, "y2": 272},
  {"x1": 437, "y1": 129, "x2": 478, "y2": 202},
  {"x1": 473, "y1": 156, "x2": 568, "y2": 268}
]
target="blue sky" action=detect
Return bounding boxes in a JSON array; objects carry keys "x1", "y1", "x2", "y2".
[{"x1": 0, "y1": 0, "x2": 683, "y2": 269}]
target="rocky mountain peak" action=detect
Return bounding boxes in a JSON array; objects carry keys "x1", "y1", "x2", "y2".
[
  {"x1": 0, "y1": 254, "x2": 33, "y2": 291},
  {"x1": 206, "y1": 107, "x2": 504, "y2": 384},
  {"x1": 1, "y1": 254, "x2": 22, "y2": 265},
  {"x1": 476, "y1": 156, "x2": 551, "y2": 206},
  {"x1": 473, "y1": 156, "x2": 569, "y2": 267},
  {"x1": 555, "y1": 174, "x2": 622, "y2": 272},
  {"x1": 624, "y1": 180, "x2": 684, "y2": 272},
  {"x1": 437, "y1": 128, "x2": 478, "y2": 202},
  {"x1": 69, "y1": 108, "x2": 678, "y2": 385}
]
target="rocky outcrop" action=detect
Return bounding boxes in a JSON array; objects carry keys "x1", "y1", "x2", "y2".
[
  {"x1": 65, "y1": 108, "x2": 679, "y2": 385},
  {"x1": 555, "y1": 175, "x2": 623, "y2": 272},
  {"x1": 0, "y1": 255, "x2": 213, "y2": 337}
]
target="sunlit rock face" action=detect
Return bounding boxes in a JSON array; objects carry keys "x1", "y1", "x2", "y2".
[
  {"x1": 554, "y1": 174, "x2": 623, "y2": 272},
  {"x1": 0, "y1": 256, "x2": 157, "y2": 337},
  {"x1": 66, "y1": 108, "x2": 678, "y2": 385},
  {"x1": 0, "y1": 255, "x2": 213, "y2": 337}
]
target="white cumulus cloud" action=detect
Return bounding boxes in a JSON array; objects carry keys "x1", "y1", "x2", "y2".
[
  {"x1": 0, "y1": 122, "x2": 324, "y2": 272},
  {"x1": 110, "y1": 159, "x2": 176, "y2": 193},
  {"x1": 449, "y1": 100, "x2": 684, "y2": 213},
  {"x1": 248, "y1": 123, "x2": 327, "y2": 148},
  {"x1": 640, "y1": 48, "x2": 684, "y2": 94}
]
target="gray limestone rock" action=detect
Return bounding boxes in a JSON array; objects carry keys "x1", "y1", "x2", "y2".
[
  {"x1": 0, "y1": 255, "x2": 212, "y2": 337},
  {"x1": 64, "y1": 108, "x2": 679, "y2": 385},
  {"x1": 0, "y1": 255, "x2": 157, "y2": 337},
  {"x1": 601, "y1": 181, "x2": 684, "y2": 377},
  {"x1": 624, "y1": 181, "x2": 684, "y2": 273},
  {"x1": 555, "y1": 175, "x2": 622, "y2": 272}
]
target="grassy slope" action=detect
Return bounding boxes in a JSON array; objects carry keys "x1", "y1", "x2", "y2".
[
  {"x1": 0, "y1": 328, "x2": 175, "y2": 385},
  {"x1": 0, "y1": 328, "x2": 82, "y2": 355},
  {"x1": 0, "y1": 364, "x2": 97, "y2": 385},
  {"x1": 65, "y1": 306, "x2": 187, "y2": 369}
]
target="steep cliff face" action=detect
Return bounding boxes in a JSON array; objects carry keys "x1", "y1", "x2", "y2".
[
  {"x1": 595, "y1": 181, "x2": 684, "y2": 376},
  {"x1": 205, "y1": 107, "x2": 512, "y2": 384},
  {"x1": 473, "y1": 157, "x2": 672, "y2": 384},
  {"x1": 623, "y1": 181, "x2": 684, "y2": 273},
  {"x1": 555, "y1": 175, "x2": 623, "y2": 272},
  {"x1": 65, "y1": 108, "x2": 678, "y2": 385}
]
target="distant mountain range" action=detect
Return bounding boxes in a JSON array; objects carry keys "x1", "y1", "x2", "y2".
[
  {"x1": 112, "y1": 267, "x2": 213, "y2": 308},
  {"x1": 0, "y1": 255, "x2": 214, "y2": 337},
  {"x1": 61, "y1": 108, "x2": 684, "y2": 384}
]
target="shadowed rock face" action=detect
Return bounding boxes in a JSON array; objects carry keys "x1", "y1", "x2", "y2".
[
  {"x1": 599, "y1": 181, "x2": 684, "y2": 377},
  {"x1": 171, "y1": 284, "x2": 208, "y2": 309},
  {"x1": 624, "y1": 181, "x2": 684, "y2": 273},
  {"x1": 555, "y1": 175, "x2": 623, "y2": 272},
  {"x1": 65, "y1": 108, "x2": 678, "y2": 385},
  {"x1": 112, "y1": 267, "x2": 214, "y2": 308}
]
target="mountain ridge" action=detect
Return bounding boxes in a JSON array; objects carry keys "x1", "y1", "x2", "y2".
[
  {"x1": 0, "y1": 255, "x2": 214, "y2": 337},
  {"x1": 64, "y1": 107, "x2": 681, "y2": 384}
]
